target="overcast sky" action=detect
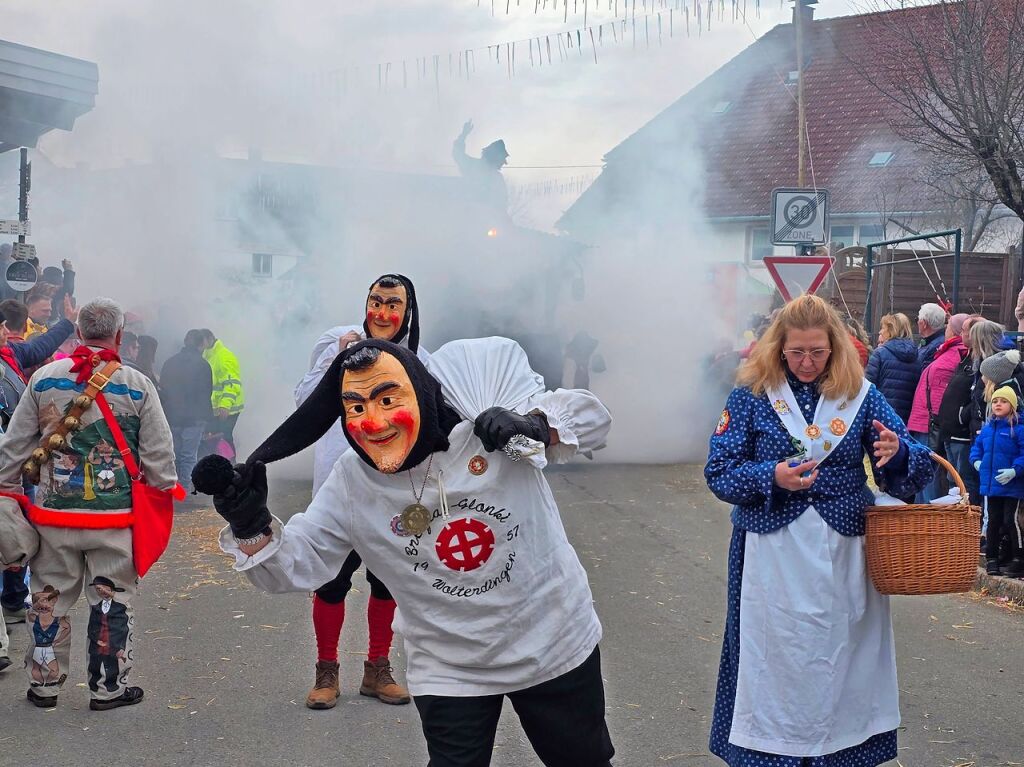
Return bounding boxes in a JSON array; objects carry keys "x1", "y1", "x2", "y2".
[{"x1": 4, "y1": 0, "x2": 864, "y2": 227}]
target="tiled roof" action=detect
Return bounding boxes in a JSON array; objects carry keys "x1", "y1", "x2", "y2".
[{"x1": 560, "y1": 5, "x2": 943, "y2": 233}]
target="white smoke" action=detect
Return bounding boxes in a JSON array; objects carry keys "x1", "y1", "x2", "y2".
[{"x1": 0, "y1": 0, "x2": 842, "y2": 468}]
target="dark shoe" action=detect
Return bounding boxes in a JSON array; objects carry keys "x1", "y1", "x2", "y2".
[
  {"x1": 305, "y1": 660, "x2": 340, "y2": 710},
  {"x1": 89, "y1": 686, "x2": 144, "y2": 711},
  {"x1": 26, "y1": 688, "x2": 57, "y2": 708},
  {"x1": 0, "y1": 655, "x2": 11, "y2": 673},
  {"x1": 3, "y1": 606, "x2": 26, "y2": 625},
  {"x1": 360, "y1": 658, "x2": 411, "y2": 705},
  {"x1": 980, "y1": 535, "x2": 987, "y2": 552},
  {"x1": 986, "y1": 558, "x2": 1001, "y2": 575},
  {"x1": 1001, "y1": 559, "x2": 1024, "y2": 578}
]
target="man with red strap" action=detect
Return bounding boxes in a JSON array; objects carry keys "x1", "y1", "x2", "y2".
[{"x1": 0, "y1": 297, "x2": 177, "y2": 710}]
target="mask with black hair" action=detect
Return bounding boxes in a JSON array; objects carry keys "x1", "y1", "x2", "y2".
[
  {"x1": 363, "y1": 274, "x2": 419, "y2": 352},
  {"x1": 246, "y1": 340, "x2": 459, "y2": 474}
]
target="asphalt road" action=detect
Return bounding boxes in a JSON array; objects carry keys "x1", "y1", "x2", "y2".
[{"x1": 1, "y1": 464, "x2": 1022, "y2": 767}]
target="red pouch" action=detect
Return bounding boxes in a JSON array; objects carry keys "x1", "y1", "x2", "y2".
[{"x1": 95, "y1": 393, "x2": 185, "y2": 577}]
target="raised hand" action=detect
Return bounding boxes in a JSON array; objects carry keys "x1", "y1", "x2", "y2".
[{"x1": 872, "y1": 419, "x2": 901, "y2": 468}]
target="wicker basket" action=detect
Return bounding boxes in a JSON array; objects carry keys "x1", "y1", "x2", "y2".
[{"x1": 865, "y1": 453, "x2": 981, "y2": 596}]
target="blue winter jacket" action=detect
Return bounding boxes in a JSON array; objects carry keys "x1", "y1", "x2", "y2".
[
  {"x1": 865, "y1": 338, "x2": 922, "y2": 424},
  {"x1": 969, "y1": 417, "x2": 1024, "y2": 498}
]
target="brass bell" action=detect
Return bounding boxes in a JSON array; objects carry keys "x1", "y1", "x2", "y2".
[
  {"x1": 31, "y1": 448, "x2": 49, "y2": 464},
  {"x1": 22, "y1": 459, "x2": 38, "y2": 476},
  {"x1": 74, "y1": 395, "x2": 93, "y2": 410},
  {"x1": 63, "y1": 415, "x2": 80, "y2": 431},
  {"x1": 47, "y1": 433, "x2": 66, "y2": 451}
]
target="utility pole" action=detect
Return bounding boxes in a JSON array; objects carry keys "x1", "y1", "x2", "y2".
[
  {"x1": 18, "y1": 147, "x2": 30, "y2": 245},
  {"x1": 794, "y1": 0, "x2": 817, "y2": 188}
]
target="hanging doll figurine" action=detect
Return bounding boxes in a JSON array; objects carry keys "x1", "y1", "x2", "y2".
[{"x1": 970, "y1": 385, "x2": 1024, "y2": 578}]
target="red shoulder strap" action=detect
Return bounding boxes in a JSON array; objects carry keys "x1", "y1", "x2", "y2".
[{"x1": 94, "y1": 391, "x2": 142, "y2": 482}]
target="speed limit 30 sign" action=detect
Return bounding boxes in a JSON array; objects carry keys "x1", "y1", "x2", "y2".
[{"x1": 771, "y1": 188, "x2": 830, "y2": 246}]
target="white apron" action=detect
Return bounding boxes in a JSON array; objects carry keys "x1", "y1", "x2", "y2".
[{"x1": 729, "y1": 379, "x2": 901, "y2": 756}]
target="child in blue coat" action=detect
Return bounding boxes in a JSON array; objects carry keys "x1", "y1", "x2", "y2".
[{"x1": 971, "y1": 385, "x2": 1024, "y2": 577}]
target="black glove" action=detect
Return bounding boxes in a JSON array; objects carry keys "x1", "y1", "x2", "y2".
[
  {"x1": 473, "y1": 408, "x2": 551, "y2": 453},
  {"x1": 212, "y1": 461, "x2": 272, "y2": 539}
]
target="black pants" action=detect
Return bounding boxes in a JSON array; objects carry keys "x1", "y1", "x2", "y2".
[
  {"x1": 414, "y1": 646, "x2": 614, "y2": 767},
  {"x1": 87, "y1": 652, "x2": 120, "y2": 693},
  {"x1": 1, "y1": 567, "x2": 29, "y2": 611},
  {"x1": 315, "y1": 550, "x2": 392, "y2": 603},
  {"x1": 986, "y1": 496, "x2": 1023, "y2": 561}
]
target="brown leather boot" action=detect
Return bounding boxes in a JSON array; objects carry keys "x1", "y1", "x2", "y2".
[
  {"x1": 359, "y1": 658, "x2": 411, "y2": 705},
  {"x1": 305, "y1": 660, "x2": 340, "y2": 710}
]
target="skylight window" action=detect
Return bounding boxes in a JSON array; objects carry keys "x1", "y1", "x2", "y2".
[
  {"x1": 869, "y1": 151, "x2": 895, "y2": 167},
  {"x1": 787, "y1": 70, "x2": 799, "y2": 83},
  {"x1": 711, "y1": 101, "x2": 732, "y2": 114}
]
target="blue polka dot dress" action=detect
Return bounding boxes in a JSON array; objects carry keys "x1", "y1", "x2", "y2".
[{"x1": 704, "y1": 374, "x2": 932, "y2": 766}]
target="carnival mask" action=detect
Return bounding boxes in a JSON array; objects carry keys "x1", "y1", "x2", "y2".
[
  {"x1": 341, "y1": 350, "x2": 421, "y2": 473},
  {"x1": 365, "y1": 282, "x2": 408, "y2": 341}
]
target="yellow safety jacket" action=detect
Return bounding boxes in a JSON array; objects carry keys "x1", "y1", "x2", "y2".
[{"x1": 203, "y1": 340, "x2": 245, "y2": 415}]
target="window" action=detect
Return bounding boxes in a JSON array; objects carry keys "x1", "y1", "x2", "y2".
[
  {"x1": 711, "y1": 101, "x2": 732, "y2": 114},
  {"x1": 830, "y1": 226, "x2": 855, "y2": 249},
  {"x1": 869, "y1": 151, "x2": 895, "y2": 167},
  {"x1": 748, "y1": 227, "x2": 774, "y2": 261},
  {"x1": 858, "y1": 224, "x2": 885, "y2": 244},
  {"x1": 787, "y1": 70, "x2": 800, "y2": 83},
  {"x1": 252, "y1": 253, "x2": 273, "y2": 277}
]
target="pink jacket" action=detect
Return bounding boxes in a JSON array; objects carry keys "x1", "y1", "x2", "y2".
[{"x1": 907, "y1": 336, "x2": 966, "y2": 432}]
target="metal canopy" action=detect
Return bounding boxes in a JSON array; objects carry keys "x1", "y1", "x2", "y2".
[{"x1": 0, "y1": 39, "x2": 98, "y2": 152}]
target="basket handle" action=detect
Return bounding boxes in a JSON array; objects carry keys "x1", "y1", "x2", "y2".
[{"x1": 929, "y1": 451, "x2": 969, "y2": 505}]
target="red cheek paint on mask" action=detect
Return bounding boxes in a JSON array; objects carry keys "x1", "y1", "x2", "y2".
[
  {"x1": 346, "y1": 421, "x2": 360, "y2": 437},
  {"x1": 389, "y1": 313, "x2": 401, "y2": 327},
  {"x1": 392, "y1": 409, "x2": 415, "y2": 430},
  {"x1": 366, "y1": 310, "x2": 375, "y2": 323}
]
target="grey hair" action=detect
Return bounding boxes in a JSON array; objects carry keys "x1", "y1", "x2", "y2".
[
  {"x1": 918, "y1": 303, "x2": 947, "y2": 332},
  {"x1": 969, "y1": 319, "x2": 1006, "y2": 363},
  {"x1": 342, "y1": 345, "x2": 381, "y2": 371},
  {"x1": 77, "y1": 297, "x2": 124, "y2": 341}
]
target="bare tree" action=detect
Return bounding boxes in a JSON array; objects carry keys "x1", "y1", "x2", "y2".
[
  {"x1": 857, "y1": 0, "x2": 1024, "y2": 222},
  {"x1": 920, "y1": 157, "x2": 1018, "y2": 249}
]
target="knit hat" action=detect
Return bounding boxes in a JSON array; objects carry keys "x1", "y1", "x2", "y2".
[
  {"x1": 992, "y1": 386, "x2": 1019, "y2": 411},
  {"x1": 980, "y1": 349, "x2": 1021, "y2": 384}
]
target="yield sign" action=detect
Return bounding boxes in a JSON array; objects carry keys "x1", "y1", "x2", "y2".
[{"x1": 763, "y1": 256, "x2": 834, "y2": 302}]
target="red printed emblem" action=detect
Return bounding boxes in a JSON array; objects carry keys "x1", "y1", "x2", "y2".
[
  {"x1": 468, "y1": 455, "x2": 488, "y2": 476},
  {"x1": 715, "y1": 410, "x2": 730, "y2": 436},
  {"x1": 435, "y1": 518, "x2": 495, "y2": 572}
]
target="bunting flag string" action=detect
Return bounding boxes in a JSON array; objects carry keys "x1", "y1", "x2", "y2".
[
  {"x1": 299, "y1": 3, "x2": 766, "y2": 105},
  {"x1": 475, "y1": 0, "x2": 760, "y2": 20}
]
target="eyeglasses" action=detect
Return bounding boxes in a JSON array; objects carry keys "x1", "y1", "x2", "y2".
[{"x1": 782, "y1": 348, "x2": 832, "y2": 362}]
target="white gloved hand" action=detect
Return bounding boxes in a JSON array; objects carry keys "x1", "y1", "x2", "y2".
[
  {"x1": 974, "y1": 460, "x2": 982, "y2": 472},
  {"x1": 996, "y1": 468, "x2": 1017, "y2": 485}
]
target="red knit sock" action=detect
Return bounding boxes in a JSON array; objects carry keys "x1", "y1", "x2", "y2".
[
  {"x1": 312, "y1": 596, "x2": 345, "y2": 663},
  {"x1": 366, "y1": 596, "x2": 396, "y2": 661}
]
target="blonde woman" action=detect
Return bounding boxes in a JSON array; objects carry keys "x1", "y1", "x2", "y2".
[
  {"x1": 865, "y1": 313, "x2": 922, "y2": 423},
  {"x1": 704, "y1": 295, "x2": 932, "y2": 766}
]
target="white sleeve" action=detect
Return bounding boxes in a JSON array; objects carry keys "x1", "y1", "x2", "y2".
[
  {"x1": 294, "y1": 325, "x2": 363, "y2": 407},
  {"x1": 218, "y1": 467, "x2": 355, "y2": 593},
  {"x1": 525, "y1": 388, "x2": 612, "y2": 464}
]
